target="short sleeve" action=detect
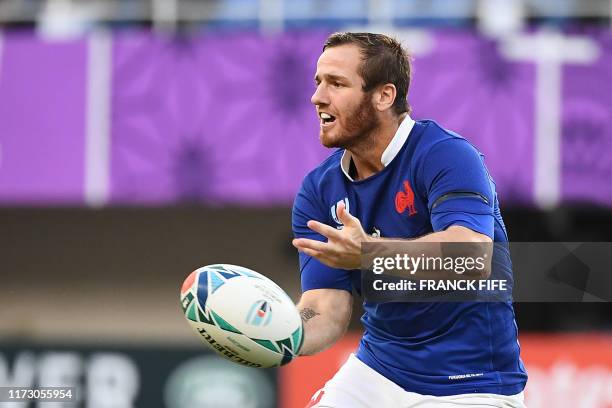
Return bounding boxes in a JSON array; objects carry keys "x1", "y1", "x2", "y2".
[
  {"x1": 421, "y1": 138, "x2": 495, "y2": 238},
  {"x1": 292, "y1": 176, "x2": 353, "y2": 293}
]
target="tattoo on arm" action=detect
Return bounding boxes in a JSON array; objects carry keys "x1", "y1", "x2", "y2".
[{"x1": 300, "y1": 308, "x2": 320, "y2": 323}]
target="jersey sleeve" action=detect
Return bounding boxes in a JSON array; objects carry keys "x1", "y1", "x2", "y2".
[
  {"x1": 292, "y1": 176, "x2": 353, "y2": 293},
  {"x1": 421, "y1": 138, "x2": 495, "y2": 238}
]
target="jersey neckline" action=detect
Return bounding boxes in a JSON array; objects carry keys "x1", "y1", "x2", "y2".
[{"x1": 340, "y1": 115, "x2": 416, "y2": 184}]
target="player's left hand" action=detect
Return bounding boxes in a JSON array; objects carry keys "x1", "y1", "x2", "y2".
[{"x1": 292, "y1": 202, "x2": 371, "y2": 270}]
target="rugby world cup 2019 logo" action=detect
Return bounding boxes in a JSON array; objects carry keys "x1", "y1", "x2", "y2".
[
  {"x1": 246, "y1": 300, "x2": 272, "y2": 327},
  {"x1": 331, "y1": 197, "x2": 350, "y2": 226}
]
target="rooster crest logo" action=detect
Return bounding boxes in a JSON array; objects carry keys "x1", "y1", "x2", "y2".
[{"x1": 395, "y1": 181, "x2": 417, "y2": 216}]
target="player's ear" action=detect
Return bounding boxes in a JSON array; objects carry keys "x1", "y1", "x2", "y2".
[{"x1": 374, "y1": 83, "x2": 397, "y2": 112}]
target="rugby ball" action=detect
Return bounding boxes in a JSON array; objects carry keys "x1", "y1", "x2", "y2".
[{"x1": 180, "y1": 264, "x2": 303, "y2": 368}]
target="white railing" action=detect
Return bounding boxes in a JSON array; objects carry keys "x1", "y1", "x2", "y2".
[{"x1": 0, "y1": 0, "x2": 611, "y2": 34}]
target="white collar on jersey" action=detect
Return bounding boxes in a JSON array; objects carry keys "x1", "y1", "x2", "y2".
[{"x1": 340, "y1": 114, "x2": 416, "y2": 181}]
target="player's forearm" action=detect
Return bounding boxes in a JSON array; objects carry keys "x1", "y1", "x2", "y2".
[
  {"x1": 296, "y1": 289, "x2": 352, "y2": 356},
  {"x1": 298, "y1": 306, "x2": 348, "y2": 356},
  {"x1": 293, "y1": 207, "x2": 492, "y2": 277},
  {"x1": 376, "y1": 225, "x2": 486, "y2": 244},
  {"x1": 368, "y1": 226, "x2": 493, "y2": 279}
]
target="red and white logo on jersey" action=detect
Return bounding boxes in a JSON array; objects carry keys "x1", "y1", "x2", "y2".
[{"x1": 395, "y1": 180, "x2": 417, "y2": 216}]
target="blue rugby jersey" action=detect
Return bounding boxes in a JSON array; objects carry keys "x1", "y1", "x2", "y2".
[{"x1": 292, "y1": 117, "x2": 527, "y2": 396}]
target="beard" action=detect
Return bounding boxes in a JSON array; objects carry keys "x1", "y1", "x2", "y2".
[{"x1": 320, "y1": 92, "x2": 380, "y2": 150}]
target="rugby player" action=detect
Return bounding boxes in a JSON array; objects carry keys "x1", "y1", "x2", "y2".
[{"x1": 292, "y1": 32, "x2": 528, "y2": 407}]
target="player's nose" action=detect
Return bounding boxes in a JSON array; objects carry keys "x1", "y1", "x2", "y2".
[{"x1": 311, "y1": 84, "x2": 329, "y2": 106}]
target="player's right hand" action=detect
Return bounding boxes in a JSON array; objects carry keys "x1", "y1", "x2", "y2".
[{"x1": 292, "y1": 202, "x2": 371, "y2": 269}]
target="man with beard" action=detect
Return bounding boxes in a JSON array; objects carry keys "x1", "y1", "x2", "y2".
[{"x1": 291, "y1": 32, "x2": 527, "y2": 407}]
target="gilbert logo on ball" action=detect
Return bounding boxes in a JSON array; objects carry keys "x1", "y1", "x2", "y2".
[{"x1": 180, "y1": 264, "x2": 303, "y2": 368}]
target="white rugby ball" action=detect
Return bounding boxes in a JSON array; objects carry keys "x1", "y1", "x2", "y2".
[{"x1": 180, "y1": 264, "x2": 303, "y2": 368}]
